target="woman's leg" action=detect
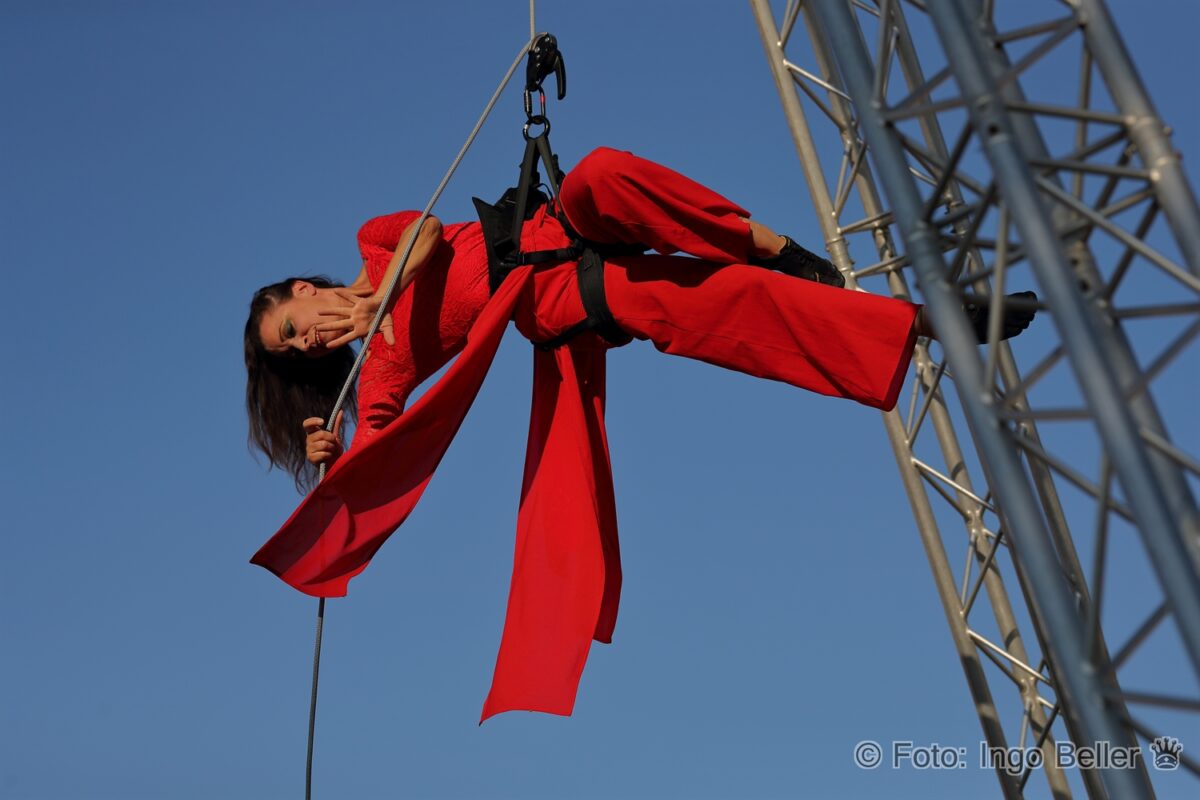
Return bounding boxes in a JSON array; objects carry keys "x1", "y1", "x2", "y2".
[
  {"x1": 604, "y1": 254, "x2": 920, "y2": 411},
  {"x1": 746, "y1": 218, "x2": 789, "y2": 259},
  {"x1": 559, "y1": 147, "x2": 755, "y2": 263},
  {"x1": 560, "y1": 147, "x2": 843, "y2": 285}
]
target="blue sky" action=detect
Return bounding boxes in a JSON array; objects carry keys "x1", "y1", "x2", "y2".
[{"x1": 3, "y1": 2, "x2": 1198, "y2": 798}]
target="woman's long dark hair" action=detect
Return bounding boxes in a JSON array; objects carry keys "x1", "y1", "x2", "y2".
[{"x1": 244, "y1": 276, "x2": 358, "y2": 492}]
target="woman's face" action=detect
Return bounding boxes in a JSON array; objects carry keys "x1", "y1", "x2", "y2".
[{"x1": 257, "y1": 281, "x2": 337, "y2": 357}]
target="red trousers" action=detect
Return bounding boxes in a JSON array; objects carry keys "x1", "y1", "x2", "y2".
[
  {"x1": 253, "y1": 147, "x2": 919, "y2": 723},
  {"x1": 515, "y1": 147, "x2": 920, "y2": 409}
]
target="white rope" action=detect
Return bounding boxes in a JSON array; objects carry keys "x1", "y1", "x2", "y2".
[
  {"x1": 316, "y1": 34, "x2": 539, "y2": 463},
  {"x1": 302, "y1": 34, "x2": 540, "y2": 800}
]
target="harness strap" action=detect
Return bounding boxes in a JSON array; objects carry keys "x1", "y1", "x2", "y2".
[
  {"x1": 520, "y1": 246, "x2": 581, "y2": 264},
  {"x1": 475, "y1": 130, "x2": 642, "y2": 350},
  {"x1": 508, "y1": 136, "x2": 550, "y2": 245},
  {"x1": 534, "y1": 248, "x2": 633, "y2": 351}
]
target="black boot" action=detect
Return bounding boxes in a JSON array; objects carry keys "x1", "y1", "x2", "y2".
[
  {"x1": 963, "y1": 291, "x2": 1039, "y2": 342},
  {"x1": 751, "y1": 236, "x2": 845, "y2": 288}
]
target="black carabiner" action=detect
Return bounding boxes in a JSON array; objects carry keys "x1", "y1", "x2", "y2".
[{"x1": 523, "y1": 33, "x2": 566, "y2": 116}]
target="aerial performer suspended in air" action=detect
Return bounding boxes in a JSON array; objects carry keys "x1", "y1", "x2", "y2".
[
  {"x1": 249, "y1": 13, "x2": 1044, "y2": 715},
  {"x1": 243, "y1": 142, "x2": 1038, "y2": 720}
]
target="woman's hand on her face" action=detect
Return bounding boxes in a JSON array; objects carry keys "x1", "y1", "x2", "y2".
[
  {"x1": 303, "y1": 411, "x2": 345, "y2": 466},
  {"x1": 316, "y1": 289, "x2": 396, "y2": 348}
]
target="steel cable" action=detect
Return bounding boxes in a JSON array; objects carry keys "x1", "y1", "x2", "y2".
[{"x1": 302, "y1": 28, "x2": 540, "y2": 799}]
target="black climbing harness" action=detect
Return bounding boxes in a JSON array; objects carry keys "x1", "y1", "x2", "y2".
[{"x1": 473, "y1": 33, "x2": 641, "y2": 350}]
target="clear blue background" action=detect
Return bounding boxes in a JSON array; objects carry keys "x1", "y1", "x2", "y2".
[{"x1": 3, "y1": 2, "x2": 1197, "y2": 798}]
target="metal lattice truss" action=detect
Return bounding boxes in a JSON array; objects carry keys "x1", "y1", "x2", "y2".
[{"x1": 750, "y1": 0, "x2": 1200, "y2": 797}]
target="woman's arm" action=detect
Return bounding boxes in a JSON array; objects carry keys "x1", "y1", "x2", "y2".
[
  {"x1": 323, "y1": 215, "x2": 444, "y2": 348},
  {"x1": 372, "y1": 214, "x2": 443, "y2": 297}
]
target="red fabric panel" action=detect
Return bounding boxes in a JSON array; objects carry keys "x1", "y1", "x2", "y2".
[
  {"x1": 480, "y1": 344, "x2": 621, "y2": 721},
  {"x1": 249, "y1": 268, "x2": 531, "y2": 597}
]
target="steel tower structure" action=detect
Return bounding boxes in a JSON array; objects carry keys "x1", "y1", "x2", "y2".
[{"x1": 750, "y1": 0, "x2": 1200, "y2": 797}]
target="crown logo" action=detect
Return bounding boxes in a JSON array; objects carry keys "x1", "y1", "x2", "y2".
[{"x1": 1150, "y1": 736, "x2": 1183, "y2": 770}]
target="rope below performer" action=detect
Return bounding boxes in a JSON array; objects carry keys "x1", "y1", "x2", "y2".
[
  {"x1": 243, "y1": 28, "x2": 1038, "y2": 779},
  {"x1": 251, "y1": 32, "x2": 542, "y2": 799}
]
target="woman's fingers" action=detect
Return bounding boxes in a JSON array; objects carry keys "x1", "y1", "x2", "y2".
[
  {"x1": 353, "y1": 295, "x2": 384, "y2": 313},
  {"x1": 307, "y1": 449, "x2": 337, "y2": 464},
  {"x1": 304, "y1": 418, "x2": 344, "y2": 442},
  {"x1": 306, "y1": 435, "x2": 343, "y2": 463},
  {"x1": 315, "y1": 317, "x2": 354, "y2": 333},
  {"x1": 332, "y1": 287, "x2": 365, "y2": 304},
  {"x1": 322, "y1": 330, "x2": 359, "y2": 349},
  {"x1": 324, "y1": 319, "x2": 391, "y2": 348},
  {"x1": 303, "y1": 411, "x2": 346, "y2": 465}
]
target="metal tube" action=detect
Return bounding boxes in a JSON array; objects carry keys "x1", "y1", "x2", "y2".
[
  {"x1": 808, "y1": 1, "x2": 1155, "y2": 797},
  {"x1": 965, "y1": 5, "x2": 1197, "y2": 706},
  {"x1": 749, "y1": 5, "x2": 1021, "y2": 795},
  {"x1": 936, "y1": 0, "x2": 1200, "y2": 681},
  {"x1": 881, "y1": 12, "x2": 1083, "y2": 793},
  {"x1": 1074, "y1": 0, "x2": 1200, "y2": 276},
  {"x1": 757, "y1": 3, "x2": 1080, "y2": 793},
  {"x1": 821, "y1": 0, "x2": 1066, "y2": 789}
]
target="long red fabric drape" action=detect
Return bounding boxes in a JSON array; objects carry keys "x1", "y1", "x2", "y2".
[
  {"x1": 480, "y1": 344, "x2": 622, "y2": 720},
  {"x1": 251, "y1": 266, "x2": 624, "y2": 719}
]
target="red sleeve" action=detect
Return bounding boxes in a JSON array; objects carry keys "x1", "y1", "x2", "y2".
[
  {"x1": 357, "y1": 211, "x2": 422, "y2": 274},
  {"x1": 350, "y1": 211, "x2": 429, "y2": 440},
  {"x1": 351, "y1": 347, "x2": 417, "y2": 447}
]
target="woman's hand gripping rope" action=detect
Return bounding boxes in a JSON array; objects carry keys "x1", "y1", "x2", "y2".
[{"x1": 303, "y1": 410, "x2": 345, "y2": 467}]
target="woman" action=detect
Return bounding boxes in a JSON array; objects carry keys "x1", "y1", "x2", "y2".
[
  {"x1": 247, "y1": 148, "x2": 1024, "y2": 485},
  {"x1": 245, "y1": 147, "x2": 1034, "y2": 720}
]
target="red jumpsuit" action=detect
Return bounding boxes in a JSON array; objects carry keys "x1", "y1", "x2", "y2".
[{"x1": 251, "y1": 147, "x2": 920, "y2": 721}]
